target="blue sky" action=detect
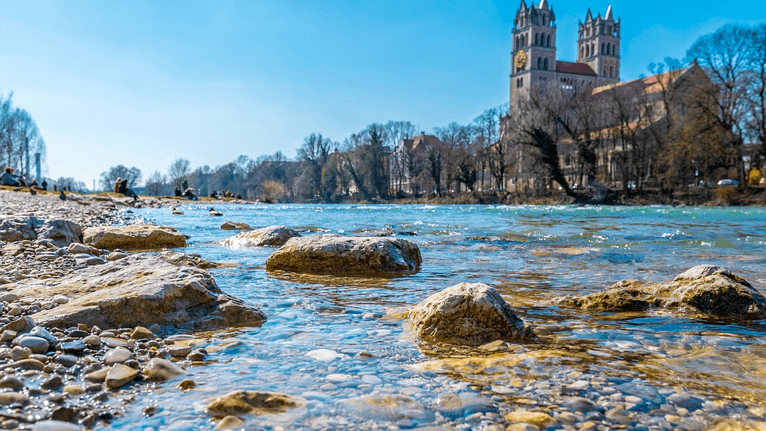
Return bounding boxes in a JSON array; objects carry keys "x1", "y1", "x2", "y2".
[{"x1": 0, "y1": 0, "x2": 763, "y2": 187}]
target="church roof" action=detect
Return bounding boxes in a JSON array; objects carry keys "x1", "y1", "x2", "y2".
[
  {"x1": 605, "y1": 5, "x2": 613, "y2": 20},
  {"x1": 556, "y1": 61, "x2": 597, "y2": 76}
]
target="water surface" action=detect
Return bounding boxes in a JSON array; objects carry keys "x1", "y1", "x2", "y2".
[{"x1": 112, "y1": 204, "x2": 766, "y2": 429}]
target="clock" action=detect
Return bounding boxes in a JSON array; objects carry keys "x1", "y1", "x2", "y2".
[{"x1": 515, "y1": 50, "x2": 527, "y2": 69}]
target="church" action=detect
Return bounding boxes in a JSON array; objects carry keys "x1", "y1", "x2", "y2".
[{"x1": 509, "y1": 0, "x2": 621, "y2": 107}]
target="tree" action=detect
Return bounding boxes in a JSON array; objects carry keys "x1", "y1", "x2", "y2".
[
  {"x1": 168, "y1": 158, "x2": 191, "y2": 188},
  {"x1": 686, "y1": 24, "x2": 754, "y2": 187},
  {"x1": 99, "y1": 165, "x2": 142, "y2": 191},
  {"x1": 297, "y1": 133, "x2": 333, "y2": 201},
  {"x1": 144, "y1": 171, "x2": 167, "y2": 196}
]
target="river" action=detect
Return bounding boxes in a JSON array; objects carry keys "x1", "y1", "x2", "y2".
[{"x1": 112, "y1": 204, "x2": 766, "y2": 430}]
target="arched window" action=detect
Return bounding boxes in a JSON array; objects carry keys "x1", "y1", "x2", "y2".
[
  {"x1": 601, "y1": 43, "x2": 605, "y2": 54},
  {"x1": 537, "y1": 57, "x2": 542, "y2": 69},
  {"x1": 535, "y1": 33, "x2": 539, "y2": 46},
  {"x1": 544, "y1": 58, "x2": 549, "y2": 70},
  {"x1": 586, "y1": 45, "x2": 589, "y2": 57},
  {"x1": 591, "y1": 43, "x2": 595, "y2": 56},
  {"x1": 613, "y1": 44, "x2": 616, "y2": 56},
  {"x1": 547, "y1": 34, "x2": 551, "y2": 47},
  {"x1": 581, "y1": 46, "x2": 584, "y2": 58},
  {"x1": 610, "y1": 65, "x2": 615, "y2": 77}
]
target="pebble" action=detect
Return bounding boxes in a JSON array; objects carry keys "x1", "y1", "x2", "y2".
[{"x1": 104, "y1": 347, "x2": 133, "y2": 365}]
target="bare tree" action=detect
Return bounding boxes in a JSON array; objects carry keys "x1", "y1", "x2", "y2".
[
  {"x1": 100, "y1": 165, "x2": 142, "y2": 191},
  {"x1": 168, "y1": 158, "x2": 191, "y2": 188}
]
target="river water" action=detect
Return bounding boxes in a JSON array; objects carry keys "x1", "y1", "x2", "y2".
[{"x1": 112, "y1": 204, "x2": 766, "y2": 430}]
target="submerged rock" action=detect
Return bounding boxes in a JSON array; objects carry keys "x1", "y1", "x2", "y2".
[
  {"x1": 82, "y1": 224, "x2": 187, "y2": 251},
  {"x1": 265, "y1": 234, "x2": 421, "y2": 276},
  {"x1": 220, "y1": 221, "x2": 252, "y2": 231},
  {"x1": 156, "y1": 250, "x2": 218, "y2": 269},
  {"x1": 408, "y1": 283, "x2": 534, "y2": 345},
  {"x1": 205, "y1": 390, "x2": 303, "y2": 418},
  {"x1": 10, "y1": 253, "x2": 265, "y2": 331},
  {"x1": 563, "y1": 265, "x2": 766, "y2": 318},
  {"x1": 221, "y1": 225, "x2": 299, "y2": 247}
]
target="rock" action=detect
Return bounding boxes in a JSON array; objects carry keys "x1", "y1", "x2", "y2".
[
  {"x1": 0, "y1": 392, "x2": 29, "y2": 405},
  {"x1": 59, "y1": 340, "x2": 86, "y2": 355},
  {"x1": 220, "y1": 221, "x2": 252, "y2": 231},
  {"x1": 37, "y1": 219, "x2": 83, "y2": 247},
  {"x1": 14, "y1": 336, "x2": 49, "y2": 354},
  {"x1": 106, "y1": 251, "x2": 128, "y2": 261},
  {"x1": 29, "y1": 326, "x2": 57, "y2": 346},
  {"x1": 408, "y1": 283, "x2": 533, "y2": 345},
  {"x1": 156, "y1": 250, "x2": 218, "y2": 269},
  {"x1": 215, "y1": 416, "x2": 245, "y2": 429},
  {"x1": 341, "y1": 394, "x2": 433, "y2": 422},
  {"x1": 130, "y1": 326, "x2": 155, "y2": 340},
  {"x1": 68, "y1": 242, "x2": 98, "y2": 255},
  {"x1": 84, "y1": 368, "x2": 109, "y2": 383},
  {"x1": 104, "y1": 347, "x2": 133, "y2": 365},
  {"x1": 0, "y1": 376, "x2": 25, "y2": 390},
  {"x1": 82, "y1": 224, "x2": 187, "y2": 251},
  {"x1": 205, "y1": 390, "x2": 303, "y2": 418},
  {"x1": 29, "y1": 420, "x2": 82, "y2": 431},
  {"x1": 0, "y1": 292, "x2": 19, "y2": 302},
  {"x1": 2, "y1": 316, "x2": 35, "y2": 334},
  {"x1": 265, "y1": 234, "x2": 421, "y2": 276},
  {"x1": 0, "y1": 358, "x2": 45, "y2": 370},
  {"x1": 54, "y1": 354, "x2": 78, "y2": 367},
  {"x1": 20, "y1": 254, "x2": 265, "y2": 331},
  {"x1": 0, "y1": 216, "x2": 37, "y2": 242},
  {"x1": 142, "y1": 358, "x2": 186, "y2": 381},
  {"x1": 564, "y1": 265, "x2": 766, "y2": 318},
  {"x1": 504, "y1": 410, "x2": 555, "y2": 428},
  {"x1": 105, "y1": 364, "x2": 140, "y2": 389},
  {"x1": 168, "y1": 345, "x2": 192, "y2": 357},
  {"x1": 222, "y1": 225, "x2": 299, "y2": 247}
]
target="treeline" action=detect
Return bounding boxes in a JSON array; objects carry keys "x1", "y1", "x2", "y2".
[
  {"x1": 112, "y1": 22, "x2": 764, "y2": 202},
  {"x1": 0, "y1": 92, "x2": 46, "y2": 181}
]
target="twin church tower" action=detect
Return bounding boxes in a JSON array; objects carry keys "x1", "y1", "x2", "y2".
[{"x1": 510, "y1": 0, "x2": 621, "y2": 106}]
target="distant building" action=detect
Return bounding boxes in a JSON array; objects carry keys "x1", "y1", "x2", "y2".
[
  {"x1": 510, "y1": 0, "x2": 621, "y2": 109},
  {"x1": 389, "y1": 132, "x2": 446, "y2": 195}
]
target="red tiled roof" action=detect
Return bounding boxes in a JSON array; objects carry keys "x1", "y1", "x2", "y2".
[{"x1": 556, "y1": 61, "x2": 597, "y2": 76}]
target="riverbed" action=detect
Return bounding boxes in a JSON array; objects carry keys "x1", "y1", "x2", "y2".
[{"x1": 114, "y1": 204, "x2": 766, "y2": 430}]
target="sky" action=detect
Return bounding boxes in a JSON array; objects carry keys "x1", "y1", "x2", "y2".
[{"x1": 0, "y1": 0, "x2": 763, "y2": 189}]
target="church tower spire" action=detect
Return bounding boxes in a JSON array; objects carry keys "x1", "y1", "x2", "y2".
[
  {"x1": 577, "y1": 5, "x2": 620, "y2": 84},
  {"x1": 510, "y1": 0, "x2": 557, "y2": 107}
]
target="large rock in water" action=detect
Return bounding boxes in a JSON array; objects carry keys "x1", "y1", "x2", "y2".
[
  {"x1": 7, "y1": 253, "x2": 265, "y2": 331},
  {"x1": 265, "y1": 234, "x2": 421, "y2": 276},
  {"x1": 221, "y1": 225, "x2": 300, "y2": 247},
  {"x1": 82, "y1": 224, "x2": 187, "y2": 251},
  {"x1": 562, "y1": 265, "x2": 766, "y2": 318},
  {"x1": 408, "y1": 283, "x2": 534, "y2": 345},
  {"x1": 220, "y1": 221, "x2": 252, "y2": 231}
]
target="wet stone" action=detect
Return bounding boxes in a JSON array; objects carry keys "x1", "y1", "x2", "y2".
[
  {"x1": 59, "y1": 340, "x2": 86, "y2": 355},
  {"x1": 142, "y1": 358, "x2": 186, "y2": 381},
  {"x1": 41, "y1": 375, "x2": 64, "y2": 389},
  {"x1": 0, "y1": 375, "x2": 25, "y2": 390},
  {"x1": 66, "y1": 329, "x2": 89, "y2": 338},
  {"x1": 0, "y1": 392, "x2": 28, "y2": 405},
  {"x1": 15, "y1": 335, "x2": 49, "y2": 354},
  {"x1": 0, "y1": 330, "x2": 16, "y2": 342},
  {"x1": 104, "y1": 347, "x2": 133, "y2": 365},
  {"x1": 105, "y1": 363, "x2": 140, "y2": 389}
]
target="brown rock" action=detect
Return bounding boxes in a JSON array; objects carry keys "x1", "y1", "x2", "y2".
[
  {"x1": 563, "y1": 265, "x2": 766, "y2": 318},
  {"x1": 265, "y1": 234, "x2": 421, "y2": 276},
  {"x1": 142, "y1": 358, "x2": 186, "y2": 381},
  {"x1": 82, "y1": 224, "x2": 187, "y2": 251},
  {"x1": 220, "y1": 221, "x2": 252, "y2": 231},
  {"x1": 409, "y1": 283, "x2": 533, "y2": 345},
  {"x1": 206, "y1": 390, "x2": 303, "y2": 418},
  {"x1": 222, "y1": 225, "x2": 299, "y2": 247},
  {"x1": 156, "y1": 250, "x2": 218, "y2": 269},
  {"x1": 106, "y1": 363, "x2": 140, "y2": 389},
  {"x1": 16, "y1": 254, "x2": 265, "y2": 331}
]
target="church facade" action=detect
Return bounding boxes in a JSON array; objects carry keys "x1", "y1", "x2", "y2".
[{"x1": 509, "y1": 0, "x2": 621, "y2": 107}]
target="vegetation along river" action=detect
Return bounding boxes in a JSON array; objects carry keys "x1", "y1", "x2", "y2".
[{"x1": 112, "y1": 204, "x2": 766, "y2": 430}]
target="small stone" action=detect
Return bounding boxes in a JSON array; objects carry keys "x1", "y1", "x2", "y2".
[
  {"x1": 104, "y1": 347, "x2": 133, "y2": 365},
  {"x1": 53, "y1": 295, "x2": 70, "y2": 304},
  {"x1": 82, "y1": 335, "x2": 102, "y2": 347},
  {"x1": 15, "y1": 335, "x2": 49, "y2": 354},
  {"x1": 2, "y1": 316, "x2": 34, "y2": 333},
  {"x1": 215, "y1": 415, "x2": 245, "y2": 429},
  {"x1": 59, "y1": 340, "x2": 87, "y2": 355},
  {"x1": 504, "y1": 410, "x2": 554, "y2": 428},
  {"x1": 105, "y1": 363, "x2": 140, "y2": 389},
  {"x1": 205, "y1": 390, "x2": 303, "y2": 418},
  {"x1": 179, "y1": 379, "x2": 196, "y2": 391},
  {"x1": 0, "y1": 392, "x2": 28, "y2": 405},
  {"x1": 168, "y1": 345, "x2": 192, "y2": 357},
  {"x1": 32, "y1": 420, "x2": 82, "y2": 431},
  {"x1": 62, "y1": 385, "x2": 85, "y2": 396},
  {"x1": 54, "y1": 354, "x2": 78, "y2": 367},
  {"x1": 0, "y1": 376, "x2": 25, "y2": 390},
  {"x1": 0, "y1": 330, "x2": 17, "y2": 342},
  {"x1": 84, "y1": 367, "x2": 110, "y2": 383},
  {"x1": 131, "y1": 326, "x2": 155, "y2": 340},
  {"x1": 187, "y1": 349, "x2": 207, "y2": 361},
  {"x1": 51, "y1": 407, "x2": 76, "y2": 422},
  {"x1": 29, "y1": 326, "x2": 58, "y2": 345},
  {"x1": 67, "y1": 329, "x2": 89, "y2": 338},
  {"x1": 142, "y1": 358, "x2": 186, "y2": 381},
  {"x1": 1, "y1": 358, "x2": 44, "y2": 370},
  {"x1": 41, "y1": 375, "x2": 64, "y2": 389},
  {"x1": 106, "y1": 251, "x2": 128, "y2": 261}
]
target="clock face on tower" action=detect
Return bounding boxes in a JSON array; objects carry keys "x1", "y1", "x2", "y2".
[{"x1": 515, "y1": 50, "x2": 527, "y2": 69}]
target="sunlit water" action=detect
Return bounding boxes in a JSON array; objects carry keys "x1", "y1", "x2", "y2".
[{"x1": 110, "y1": 204, "x2": 766, "y2": 430}]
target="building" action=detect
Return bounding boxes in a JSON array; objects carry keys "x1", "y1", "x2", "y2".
[
  {"x1": 389, "y1": 133, "x2": 446, "y2": 195},
  {"x1": 510, "y1": 0, "x2": 621, "y2": 109}
]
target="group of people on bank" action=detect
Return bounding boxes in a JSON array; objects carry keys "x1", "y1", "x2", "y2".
[{"x1": 1, "y1": 167, "x2": 51, "y2": 191}]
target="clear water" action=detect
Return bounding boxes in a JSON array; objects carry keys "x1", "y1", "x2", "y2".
[{"x1": 110, "y1": 204, "x2": 766, "y2": 430}]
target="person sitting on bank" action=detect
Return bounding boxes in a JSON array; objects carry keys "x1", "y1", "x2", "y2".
[
  {"x1": 182, "y1": 187, "x2": 198, "y2": 200},
  {"x1": 118, "y1": 178, "x2": 139, "y2": 201},
  {"x1": 0, "y1": 167, "x2": 22, "y2": 187},
  {"x1": 209, "y1": 190, "x2": 219, "y2": 199},
  {"x1": 114, "y1": 177, "x2": 122, "y2": 193}
]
